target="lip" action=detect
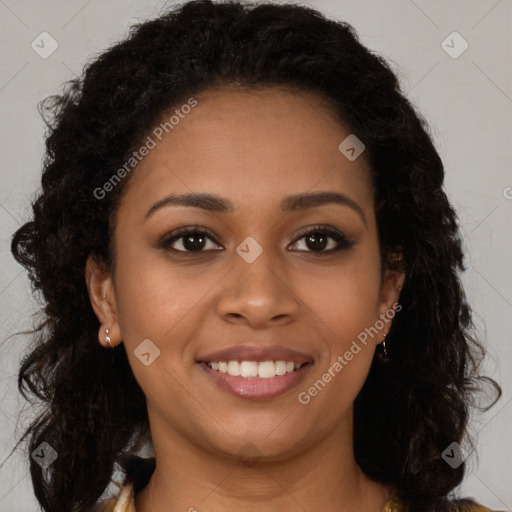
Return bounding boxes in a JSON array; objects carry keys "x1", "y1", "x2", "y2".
[
  {"x1": 197, "y1": 344, "x2": 314, "y2": 364},
  {"x1": 198, "y1": 361, "x2": 314, "y2": 400},
  {"x1": 196, "y1": 344, "x2": 315, "y2": 400}
]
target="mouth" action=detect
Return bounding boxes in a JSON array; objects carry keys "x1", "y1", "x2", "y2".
[
  {"x1": 196, "y1": 345, "x2": 314, "y2": 400},
  {"x1": 204, "y1": 360, "x2": 307, "y2": 378}
]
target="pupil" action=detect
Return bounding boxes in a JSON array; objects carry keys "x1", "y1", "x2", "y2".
[
  {"x1": 184, "y1": 234, "x2": 205, "y2": 251},
  {"x1": 307, "y1": 233, "x2": 326, "y2": 250}
]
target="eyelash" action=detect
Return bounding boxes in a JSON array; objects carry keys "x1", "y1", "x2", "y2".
[{"x1": 157, "y1": 224, "x2": 356, "y2": 256}]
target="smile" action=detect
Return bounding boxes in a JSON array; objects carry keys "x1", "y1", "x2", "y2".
[
  {"x1": 199, "y1": 361, "x2": 313, "y2": 400},
  {"x1": 205, "y1": 360, "x2": 304, "y2": 378}
]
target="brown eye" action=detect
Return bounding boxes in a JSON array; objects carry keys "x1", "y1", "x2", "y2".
[
  {"x1": 290, "y1": 225, "x2": 355, "y2": 254},
  {"x1": 158, "y1": 224, "x2": 355, "y2": 256},
  {"x1": 158, "y1": 227, "x2": 222, "y2": 253}
]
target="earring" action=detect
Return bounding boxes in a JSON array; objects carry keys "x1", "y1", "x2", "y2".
[
  {"x1": 105, "y1": 328, "x2": 112, "y2": 347},
  {"x1": 382, "y1": 333, "x2": 388, "y2": 357}
]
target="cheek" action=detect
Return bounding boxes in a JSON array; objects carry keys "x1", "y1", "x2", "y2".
[
  {"x1": 112, "y1": 245, "x2": 206, "y2": 340},
  {"x1": 111, "y1": 256, "x2": 195, "y2": 407},
  {"x1": 293, "y1": 247, "x2": 382, "y2": 410},
  {"x1": 297, "y1": 280, "x2": 380, "y2": 424},
  {"x1": 300, "y1": 250, "x2": 382, "y2": 342},
  {"x1": 112, "y1": 250, "x2": 224, "y2": 399}
]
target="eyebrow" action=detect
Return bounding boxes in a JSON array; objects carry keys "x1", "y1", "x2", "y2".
[{"x1": 145, "y1": 190, "x2": 367, "y2": 226}]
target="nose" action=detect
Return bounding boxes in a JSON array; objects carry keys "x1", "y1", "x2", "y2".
[{"x1": 215, "y1": 247, "x2": 301, "y2": 329}]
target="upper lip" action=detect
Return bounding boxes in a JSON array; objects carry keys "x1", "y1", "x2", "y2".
[{"x1": 197, "y1": 344, "x2": 314, "y2": 364}]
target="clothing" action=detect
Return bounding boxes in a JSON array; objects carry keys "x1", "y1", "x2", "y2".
[
  {"x1": 94, "y1": 480, "x2": 496, "y2": 512},
  {"x1": 95, "y1": 483, "x2": 134, "y2": 512}
]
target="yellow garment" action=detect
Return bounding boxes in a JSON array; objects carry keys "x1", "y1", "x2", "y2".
[
  {"x1": 95, "y1": 482, "x2": 135, "y2": 512},
  {"x1": 95, "y1": 481, "x2": 497, "y2": 512}
]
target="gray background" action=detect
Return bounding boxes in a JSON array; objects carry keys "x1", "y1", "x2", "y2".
[{"x1": 0, "y1": 0, "x2": 511, "y2": 510}]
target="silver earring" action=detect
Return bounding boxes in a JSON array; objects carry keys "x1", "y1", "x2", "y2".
[
  {"x1": 105, "y1": 328, "x2": 112, "y2": 347},
  {"x1": 382, "y1": 333, "x2": 388, "y2": 357}
]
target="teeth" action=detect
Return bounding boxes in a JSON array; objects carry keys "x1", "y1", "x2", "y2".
[
  {"x1": 274, "y1": 360, "x2": 287, "y2": 375},
  {"x1": 206, "y1": 360, "x2": 304, "y2": 378},
  {"x1": 227, "y1": 361, "x2": 241, "y2": 376},
  {"x1": 258, "y1": 361, "x2": 275, "y2": 379},
  {"x1": 240, "y1": 361, "x2": 258, "y2": 378}
]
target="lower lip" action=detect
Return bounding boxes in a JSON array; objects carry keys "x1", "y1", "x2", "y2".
[{"x1": 198, "y1": 362, "x2": 313, "y2": 400}]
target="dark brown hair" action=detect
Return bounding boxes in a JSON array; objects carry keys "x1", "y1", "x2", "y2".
[{"x1": 10, "y1": 1, "x2": 501, "y2": 510}]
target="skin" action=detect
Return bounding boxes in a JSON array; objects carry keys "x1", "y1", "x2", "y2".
[{"x1": 86, "y1": 85, "x2": 404, "y2": 512}]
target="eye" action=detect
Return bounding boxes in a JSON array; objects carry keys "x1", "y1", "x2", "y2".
[
  {"x1": 158, "y1": 224, "x2": 355, "y2": 255},
  {"x1": 158, "y1": 226, "x2": 222, "y2": 253},
  {"x1": 289, "y1": 224, "x2": 355, "y2": 255}
]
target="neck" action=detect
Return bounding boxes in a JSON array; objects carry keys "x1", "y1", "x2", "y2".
[{"x1": 134, "y1": 421, "x2": 388, "y2": 512}]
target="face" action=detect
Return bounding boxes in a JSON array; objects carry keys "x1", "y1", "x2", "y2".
[{"x1": 87, "y1": 85, "x2": 403, "y2": 461}]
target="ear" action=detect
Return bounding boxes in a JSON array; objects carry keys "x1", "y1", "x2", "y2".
[
  {"x1": 376, "y1": 251, "x2": 405, "y2": 338},
  {"x1": 85, "y1": 254, "x2": 121, "y2": 348}
]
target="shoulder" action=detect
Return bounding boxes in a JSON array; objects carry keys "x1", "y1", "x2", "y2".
[
  {"x1": 385, "y1": 488, "x2": 500, "y2": 512},
  {"x1": 96, "y1": 478, "x2": 499, "y2": 512},
  {"x1": 90, "y1": 497, "x2": 116, "y2": 512},
  {"x1": 92, "y1": 455, "x2": 154, "y2": 511},
  {"x1": 92, "y1": 483, "x2": 135, "y2": 512}
]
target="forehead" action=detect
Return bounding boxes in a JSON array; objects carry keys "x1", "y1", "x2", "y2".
[{"x1": 119, "y1": 85, "x2": 374, "y2": 215}]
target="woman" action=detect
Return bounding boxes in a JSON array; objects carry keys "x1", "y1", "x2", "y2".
[{"x1": 10, "y1": 1, "x2": 502, "y2": 511}]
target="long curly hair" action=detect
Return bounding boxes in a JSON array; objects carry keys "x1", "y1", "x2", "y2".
[{"x1": 10, "y1": 1, "x2": 501, "y2": 511}]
